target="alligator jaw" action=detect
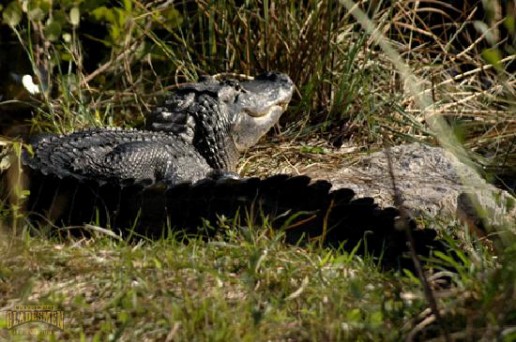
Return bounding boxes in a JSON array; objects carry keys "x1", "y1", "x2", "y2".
[
  {"x1": 238, "y1": 72, "x2": 294, "y2": 117},
  {"x1": 243, "y1": 97, "x2": 292, "y2": 118},
  {"x1": 232, "y1": 72, "x2": 295, "y2": 151}
]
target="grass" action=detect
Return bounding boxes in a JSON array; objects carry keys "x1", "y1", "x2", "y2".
[
  {"x1": 0, "y1": 221, "x2": 513, "y2": 341},
  {"x1": 0, "y1": 0, "x2": 515, "y2": 340}
]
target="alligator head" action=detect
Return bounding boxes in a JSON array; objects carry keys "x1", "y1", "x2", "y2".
[{"x1": 147, "y1": 72, "x2": 295, "y2": 170}]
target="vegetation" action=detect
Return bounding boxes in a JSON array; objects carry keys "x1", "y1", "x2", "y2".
[{"x1": 0, "y1": 0, "x2": 514, "y2": 340}]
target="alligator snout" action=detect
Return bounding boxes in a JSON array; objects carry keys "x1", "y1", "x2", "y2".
[
  {"x1": 232, "y1": 72, "x2": 295, "y2": 150},
  {"x1": 237, "y1": 72, "x2": 295, "y2": 118}
]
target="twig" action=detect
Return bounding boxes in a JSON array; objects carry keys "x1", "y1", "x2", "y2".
[
  {"x1": 79, "y1": 38, "x2": 143, "y2": 87},
  {"x1": 383, "y1": 142, "x2": 450, "y2": 342}
]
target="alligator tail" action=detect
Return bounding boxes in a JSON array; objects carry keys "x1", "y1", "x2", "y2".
[
  {"x1": 129, "y1": 175, "x2": 443, "y2": 269},
  {"x1": 27, "y1": 174, "x2": 444, "y2": 269}
]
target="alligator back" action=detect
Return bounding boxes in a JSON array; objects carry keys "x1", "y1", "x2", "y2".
[{"x1": 24, "y1": 128, "x2": 212, "y2": 186}]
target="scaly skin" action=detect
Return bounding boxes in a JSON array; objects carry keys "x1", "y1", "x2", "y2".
[
  {"x1": 24, "y1": 72, "x2": 295, "y2": 186},
  {"x1": 24, "y1": 128, "x2": 212, "y2": 186}
]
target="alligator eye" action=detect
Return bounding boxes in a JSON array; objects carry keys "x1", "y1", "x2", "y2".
[
  {"x1": 235, "y1": 81, "x2": 242, "y2": 90},
  {"x1": 224, "y1": 79, "x2": 241, "y2": 90}
]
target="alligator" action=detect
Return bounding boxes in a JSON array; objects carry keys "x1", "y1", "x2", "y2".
[
  {"x1": 25, "y1": 72, "x2": 295, "y2": 185},
  {"x1": 21, "y1": 72, "x2": 444, "y2": 269}
]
